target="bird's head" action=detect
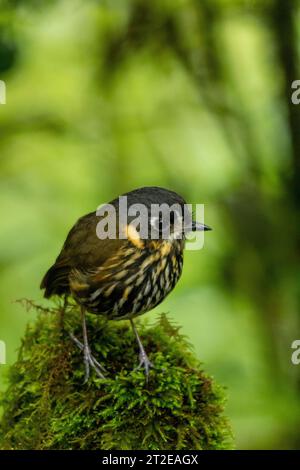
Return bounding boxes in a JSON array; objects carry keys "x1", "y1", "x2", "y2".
[{"x1": 115, "y1": 186, "x2": 211, "y2": 246}]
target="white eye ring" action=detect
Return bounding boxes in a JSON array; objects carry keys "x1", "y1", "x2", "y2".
[{"x1": 150, "y1": 216, "x2": 159, "y2": 228}]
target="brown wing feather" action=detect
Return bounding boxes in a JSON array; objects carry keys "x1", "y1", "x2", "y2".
[{"x1": 40, "y1": 211, "x2": 123, "y2": 298}]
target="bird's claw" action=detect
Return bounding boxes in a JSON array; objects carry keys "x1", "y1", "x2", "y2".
[
  {"x1": 134, "y1": 351, "x2": 153, "y2": 381},
  {"x1": 83, "y1": 346, "x2": 106, "y2": 382},
  {"x1": 69, "y1": 332, "x2": 107, "y2": 381}
]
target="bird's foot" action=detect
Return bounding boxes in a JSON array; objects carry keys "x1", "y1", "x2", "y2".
[
  {"x1": 83, "y1": 345, "x2": 106, "y2": 383},
  {"x1": 134, "y1": 349, "x2": 153, "y2": 381},
  {"x1": 69, "y1": 332, "x2": 107, "y2": 382}
]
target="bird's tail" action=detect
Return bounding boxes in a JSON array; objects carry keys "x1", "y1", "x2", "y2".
[{"x1": 40, "y1": 262, "x2": 70, "y2": 298}]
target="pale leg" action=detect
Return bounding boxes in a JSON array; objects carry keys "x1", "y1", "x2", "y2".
[{"x1": 130, "y1": 319, "x2": 153, "y2": 381}]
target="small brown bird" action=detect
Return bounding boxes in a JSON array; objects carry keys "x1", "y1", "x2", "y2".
[{"x1": 40, "y1": 187, "x2": 211, "y2": 381}]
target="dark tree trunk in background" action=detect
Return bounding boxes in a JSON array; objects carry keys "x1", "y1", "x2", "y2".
[{"x1": 272, "y1": 0, "x2": 300, "y2": 212}]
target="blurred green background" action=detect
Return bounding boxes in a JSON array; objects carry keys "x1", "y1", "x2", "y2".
[{"x1": 0, "y1": 0, "x2": 300, "y2": 449}]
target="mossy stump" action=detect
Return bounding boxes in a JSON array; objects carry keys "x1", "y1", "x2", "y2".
[{"x1": 0, "y1": 302, "x2": 233, "y2": 450}]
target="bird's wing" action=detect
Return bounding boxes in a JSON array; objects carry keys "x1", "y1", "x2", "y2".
[
  {"x1": 57, "y1": 211, "x2": 124, "y2": 268},
  {"x1": 40, "y1": 211, "x2": 124, "y2": 297}
]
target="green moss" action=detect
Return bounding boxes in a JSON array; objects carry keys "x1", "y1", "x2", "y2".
[{"x1": 0, "y1": 302, "x2": 233, "y2": 450}]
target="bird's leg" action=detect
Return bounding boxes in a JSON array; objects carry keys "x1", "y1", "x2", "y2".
[
  {"x1": 69, "y1": 333, "x2": 107, "y2": 373},
  {"x1": 81, "y1": 308, "x2": 107, "y2": 381},
  {"x1": 70, "y1": 307, "x2": 106, "y2": 382},
  {"x1": 130, "y1": 319, "x2": 153, "y2": 381},
  {"x1": 59, "y1": 294, "x2": 68, "y2": 330}
]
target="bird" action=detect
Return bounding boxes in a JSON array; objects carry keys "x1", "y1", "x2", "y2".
[{"x1": 40, "y1": 186, "x2": 211, "y2": 382}]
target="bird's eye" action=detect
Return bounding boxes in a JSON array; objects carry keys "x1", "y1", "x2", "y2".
[
  {"x1": 150, "y1": 216, "x2": 163, "y2": 232},
  {"x1": 150, "y1": 216, "x2": 158, "y2": 229},
  {"x1": 150, "y1": 215, "x2": 164, "y2": 232},
  {"x1": 159, "y1": 214, "x2": 168, "y2": 232},
  {"x1": 150, "y1": 214, "x2": 173, "y2": 239}
]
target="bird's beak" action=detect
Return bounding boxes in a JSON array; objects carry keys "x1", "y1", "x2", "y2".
[{"x1": 190, "y1": 221, "x2": 212, "y2": 232}]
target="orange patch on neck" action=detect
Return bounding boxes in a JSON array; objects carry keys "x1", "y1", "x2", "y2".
[{"x1": 125, "y1": 224, "x2": 144, "y2": 249}]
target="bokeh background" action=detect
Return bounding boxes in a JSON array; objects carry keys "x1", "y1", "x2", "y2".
[{"x1": 0, "y1": 0, "x2": 300, "y2": 449}]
